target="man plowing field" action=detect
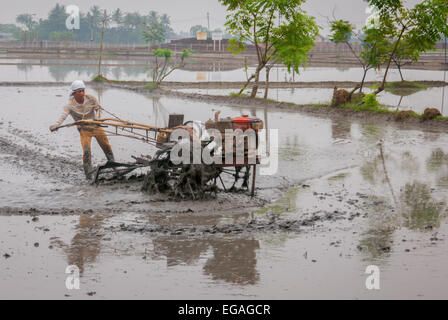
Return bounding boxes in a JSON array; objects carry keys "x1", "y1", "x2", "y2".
[
  {"x1": 49, "y1": 80, "x2": 115, "y2": 180},
  {"x1": 48, "y1": 82, "x2": 264, "y2": 198}
]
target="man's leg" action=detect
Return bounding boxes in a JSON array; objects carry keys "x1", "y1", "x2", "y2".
[
  {"x1": 79, "y1": 129, "x2": 94, "y2": 180},
  {"x1": 93, "y1": 127, "x2": 115, "y2": 162}
]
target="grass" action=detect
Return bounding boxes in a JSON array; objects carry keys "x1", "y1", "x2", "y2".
[
  {"x1": 370, "y1": 81, "x2": 429, "y2": 97},
  {"x1": 144, "y1": 83, "x2": 158, "y2": 90},
  {"x1": 405, "y1": 111, "x2": 421, "y2": 118},
  {"x1": 370, "y1": 81, "x2": 429, "y2": 90},
  {"x1": 92, "y1": 74, "x2": 109, "y2": 82},
  {"x1": 309, "y1": 103, "x2": 329, "y2": 108},
  {"x1": 229, "y1": 92, "x2": 248, "y2": 97},
  {"x1": 435, "y1": 115, "x2": 448, "y2": 121},
  {"x1": 386, "y1": 81, "x2": 428, "y2": 89}
]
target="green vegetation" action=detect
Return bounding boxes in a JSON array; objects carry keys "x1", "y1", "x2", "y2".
[
  {"x1": 149, "y1": 48, "x2": 192, "y2": 88},
  {"x1": 385, "y1": 81, "x2": 428, "y2": 90},
  {"x1": 144, "y1": 83, "x2": 158, "y2": 90},
  {"x1": 142, "y1": 11, "x2": 171, "y2": 45},
  {"x1": 220, "y1": 0, "x2": 319, "y2": 98},
  {"x1": 11, "y1": 4, "x2": 174, "y2": 43},
  {"x1": 366, "y1": 0, "x2": 448, "y2": 94},
  {"x1": 92, "y1": 75, "x2": 109, "y2": 82},
  {"x1": 329, "y1": 20, "x2": 386, "y2": 93},
  {"x1": 0, "y1": 24, "x2": 22, "y2": 39}
]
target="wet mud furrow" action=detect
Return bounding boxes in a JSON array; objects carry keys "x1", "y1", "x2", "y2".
[{"x1": 0, "y1": 133, "x2": 82, "y2": 182}]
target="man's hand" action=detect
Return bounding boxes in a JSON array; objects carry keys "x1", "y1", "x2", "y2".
[{"x1": 49, "y1": 125, "x2": 59, "y2": 132}]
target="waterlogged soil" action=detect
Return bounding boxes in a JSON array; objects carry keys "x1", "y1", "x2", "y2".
[{"x1": 1, "y1": 85, "x2": 448, "y2": 299}]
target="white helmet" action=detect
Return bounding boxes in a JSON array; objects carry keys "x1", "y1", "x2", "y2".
[{"x1": 70, "y1": 80, "x2": 86, "y2": 93}]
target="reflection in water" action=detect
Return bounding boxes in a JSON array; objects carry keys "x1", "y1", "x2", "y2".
[
  {"x1": 358, "y1": 228, "x2": 394, "y2": 260},
  {"x1": 153, "y1": 237, "x2": 209, "y2": 267},
  {"x1": 52, "y1": 215, "x2": 104, "y2": 275},
  {"x1": 145, "y1": 212, "x2": 260, "y2": 285},
  {"x1": 384, "y1": 85, "x2": 428, "y2": 112},
  {"x1": 400, "y1": 151, "x2": 420, "y2": 174},
  {"x1": 400, "y1": 181, "x2": 447, "y2": 231},
  {"x1": 426, "y1": 148, "x2": 448, "y2": 171},
  {"x1": 360, "y1": 154, "x2": 384, "y2": 185},
  {"x1": 152, "y1": 236, "x2": 260, "y2": 285},
  {"x1": 16, "y1": 64, "x2": 33, "y2": 72},
  {"x1": 279, "y1": 135, "x2": 301, "y2": 161},
  {"x1": 203, "y1": 238, "x2": 260, "y2": 285},
  {"x1": 151, "y1": 96, "x2": 168, "y2": 128},
  {"x1": 426, "y1": 148, "x2": 448, "y2": 189},
  {"x1": 331, "y1": 119, "x2": 351, "y2": 141},
  {"x1": 359, "y1": 146, "x2": 448, "y2": 260},
  {"x1": 360, "y1": 124, "x2": 386, "y2": 143}
]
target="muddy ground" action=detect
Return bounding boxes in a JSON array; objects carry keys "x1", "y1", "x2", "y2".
[{"x1": 1, "y1": 68, "x2": 448, "y2": 298}]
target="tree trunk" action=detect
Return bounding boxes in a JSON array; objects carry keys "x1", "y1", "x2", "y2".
[
  {"x1": 359, "y1": 69, "x2": 368, "y2": 93},
  {"x1": 398, "y1": 64, "x2": 404, "y2": 81},
  {"x1": 376, "y1": 25, "x2": 406, "y2": 95},
  {"x1": 264, "y1": 66, "x2": 272, "y2": 99},
  {"x1": 251, "y1": 67, "x2": 261, "y2": 98},
  {"x1": 238, "y1": 73, "x2": 256, "y2": 95}
]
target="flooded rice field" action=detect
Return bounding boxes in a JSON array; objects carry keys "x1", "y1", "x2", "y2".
[
  {"x1": 175, "y1": 86, "x2": 448, "y2": 116},
  {"x1": 1, "y1": 85, "x2": 448, "y2": 299},
  {"x1": 1, "y1": 57, "x2": 447, "y2": 84}
]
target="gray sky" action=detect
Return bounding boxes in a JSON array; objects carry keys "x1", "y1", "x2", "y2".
[{"x1": 1, "y1": 0, "x2": 421, "y2": 35}]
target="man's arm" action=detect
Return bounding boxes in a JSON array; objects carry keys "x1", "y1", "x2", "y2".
[
  {"x1": 88, "y1": 95, "x2": 101, "y2": 118},
  {"x1": 49, "y1": 105, "x2": 71, "y2": 132}
]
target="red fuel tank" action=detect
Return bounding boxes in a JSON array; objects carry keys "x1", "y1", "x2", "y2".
[{"x1": 232, "y1": 115, "x2": 263, "y2": 131}]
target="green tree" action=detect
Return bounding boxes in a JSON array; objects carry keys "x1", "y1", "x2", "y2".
[
  {"x1": 16, "y1": 13, "x2": 38, "y2": 41},
  {"x1": 142, "y1": 12, "x2": 167, "y2": 45},
  {"x1": 16, "y1": 14, "x2": 37, "y2": 31},
  {"x1": 366, "y1": 0, "x2": 448, "y2": 94},
  {"x1": 330, "y1": 20, "x2": 388, "y2": 92},
  {"x1": 123, "y1": 12, "x2": 143, "y2": 29},
  {"x1": 36, "y1": 4, "x2": 69, "y2": 40},
  {"x1": 190, "y1": 25, "x2": 208, "y2": 37},
  {"x1": 150, "y1": 48, "x2": 191, "y2": 88},
  {"x1": 220, "y1": 0, "x2": 319, "y2": 98},
  {"x1": 390, "y1": 40, "x2": 420, "y2": 81},
  {"x1": 151, "y1": 49, "x2": 175, "y2": 87},
  {"x1": 112, "y1": 8, "x2": 123, "y2": 27},
  {"x1": 0, "y1": 24, "x2": 22, "y2": 39}
]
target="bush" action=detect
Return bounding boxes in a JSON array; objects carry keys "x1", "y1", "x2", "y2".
[{"x1": 363, "y1": 94, "x2": 379, "y2": 109}]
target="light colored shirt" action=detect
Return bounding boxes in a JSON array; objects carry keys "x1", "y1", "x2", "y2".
[{"x1": 54, "y1": 94, "x2": 100, "y2": 126}]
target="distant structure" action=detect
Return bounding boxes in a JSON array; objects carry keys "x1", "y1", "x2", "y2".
[{"x1": 0, "y1": 32, "x2": 15, "y2": 40}]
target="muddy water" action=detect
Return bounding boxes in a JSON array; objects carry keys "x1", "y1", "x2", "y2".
[
  {"x1": 176, "y1": 87, "x2": 448, "y2": 116},
  {"x1": 1, "y1": 59, "x2": 446, "y2": 84},
  {"x1": 1, "y1": 86, "x2": 448, "y2": 299}
]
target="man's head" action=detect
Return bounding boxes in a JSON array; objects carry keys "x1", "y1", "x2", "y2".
[{"x1": 70, "y1": 80, "x2": 86, "y2": 100}]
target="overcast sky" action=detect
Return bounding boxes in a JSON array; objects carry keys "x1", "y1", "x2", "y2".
[{"x1": 1, "y1": 0, "x2": 421, "y2": 35}]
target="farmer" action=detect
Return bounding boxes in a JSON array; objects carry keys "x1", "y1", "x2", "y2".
[{"x1": 49, "y1": 80, "x2": 115, "y2": 180}]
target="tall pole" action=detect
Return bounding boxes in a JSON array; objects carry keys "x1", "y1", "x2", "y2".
[
  {"x1": 207, "y1": 12, "x2": 210, "y2": 34},
  {"x1": 442, "y1": 35, "x2": 447, "y2": 113},
  {"x1": 97, "y1": 10, "x2": 107, "y2": 77}
]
